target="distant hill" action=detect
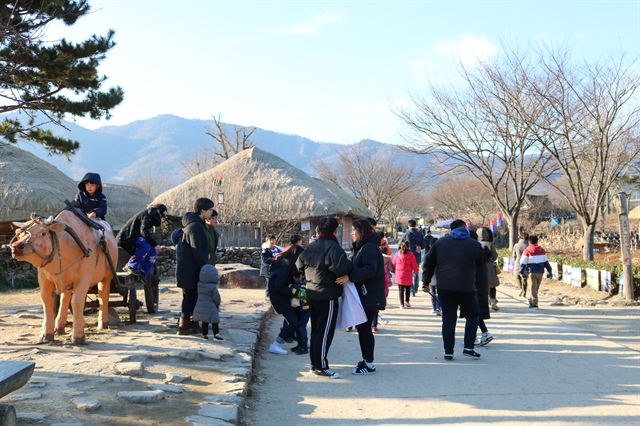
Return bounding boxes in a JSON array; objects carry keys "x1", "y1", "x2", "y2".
[{"x1": 7, "y1": 113, "x2": 428, "y2": 188}]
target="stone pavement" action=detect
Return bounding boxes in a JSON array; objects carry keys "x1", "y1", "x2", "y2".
[{"x1": 245, "y1": 283, "x2": 640, "y2": 425}]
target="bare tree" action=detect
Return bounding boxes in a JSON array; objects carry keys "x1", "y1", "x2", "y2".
[
  {"x1": 314, "y1": 144, "x2": 424, "y2": 220},
  {"x1": 178, "y1": 146, "x2": 217, "y2": 179},
  {"x1": 521, "y1": 50, "x2": 640, "y2": 260},
  {"x1": 428, "y1": 177, "x2": 498, "y2": 224},
  {"x1": 133, "y1": 173, "x2": 175, "y2": 198},
  {"x1": 399, "y1": 50, "x2": 558, "y2": 248},
  {"x1": 206, "y1": 114, "x2": 257, "y2": 162}
]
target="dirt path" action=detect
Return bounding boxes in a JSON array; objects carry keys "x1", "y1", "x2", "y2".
[
  {"x1": 245, "y1": 283, "x2": 639, "y2": 425},
  {"x1": 0, "y1": 282, "x2": 270, "y2": 425}
]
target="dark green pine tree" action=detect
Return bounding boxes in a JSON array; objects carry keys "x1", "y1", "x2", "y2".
[{"x1": 0, "y1": 0, "x2": 124, "y2": 156}]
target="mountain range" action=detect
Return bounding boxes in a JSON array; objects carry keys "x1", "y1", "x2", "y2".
[{"x1": 9, "y1": 113, "x2": 425, "y2": 191}]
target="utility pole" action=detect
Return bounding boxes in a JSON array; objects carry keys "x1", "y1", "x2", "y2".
[{"x1": 618, "y1": 192, "x2": 634, "y2": 301}]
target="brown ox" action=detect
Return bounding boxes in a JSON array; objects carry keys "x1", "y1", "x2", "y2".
[{"x1": 10, "y1": 210, "x2": 117, "y2": 344}]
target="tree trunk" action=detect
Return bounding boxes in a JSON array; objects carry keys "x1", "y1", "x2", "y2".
[
  {"x1": 582, "y1": 221, "x2": 596, "y2": 261},
  {"x1": 503, "y1": 212, "x2": 520, "y2": 250}
]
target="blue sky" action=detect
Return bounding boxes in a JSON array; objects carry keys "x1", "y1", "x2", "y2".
[{"x1": 48, "y1": 0, "x2": 640, "y2": 144}]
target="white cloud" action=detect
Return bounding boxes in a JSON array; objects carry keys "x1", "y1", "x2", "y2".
[
  {"x1": 432, "y1": 33, "x2": 497, "y2": 66},
  {"x1": 264, "y1": 13, "x2": 342, "y2": 37}
]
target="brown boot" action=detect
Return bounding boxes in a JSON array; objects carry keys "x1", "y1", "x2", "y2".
[
  {"x1": 177, "y1": 317, "x2": 190, "y2": 335},
  {"x1": 189, "y1": 319, "x2": 201, "y2": 334}
]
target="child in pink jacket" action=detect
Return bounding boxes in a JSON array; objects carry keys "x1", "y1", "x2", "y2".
[{"x1": 392, "y1": 242, "x2": 419, "y2": 308}]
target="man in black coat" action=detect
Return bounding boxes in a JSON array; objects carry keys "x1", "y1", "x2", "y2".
[
  {"x1": 175, "y1": 197, "x2": 214, "y2": 335},
  {"x1": 402, "y1": 219, "x2": 424, "y2": 296},
  {"x1": 296, "y1": 217, "x2": 351, "y2": 379},
  {"x1": 422, "y1": 219, "x2": 486, "y2": 360},
  {"x1": 117, "y1": 204, "x2": 168, "y2": 278}
]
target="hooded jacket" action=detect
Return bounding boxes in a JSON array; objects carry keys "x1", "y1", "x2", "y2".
[
  {"x1": 117, "y1": 207, "x2": 164, "y2": 252},
  {"x1": 392, "y1": 250, "x2": 419, "y2": 286},
  {"x1": 175, "y1": 212, "x2": 209, "y2": 291},
  {"x1": 75, "y1": 172, "x2": 107, "y2": 219},
  {"x1": 296, "y1": 236, "x2": 351, "y2": 301},
  {"x1": 422, "y1": 227, "x2": 486, "y2": 293},
  {"x1": 192, "y1": 264, "x2": 221, "y2": 324},
  {"x1": 350, "y1": 234, "x2": 387, "y2": 311}
]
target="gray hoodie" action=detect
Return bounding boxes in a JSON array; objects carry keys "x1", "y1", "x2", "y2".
[{"x1": 192, "y1": 264, "x2": 221, "y2": 324}]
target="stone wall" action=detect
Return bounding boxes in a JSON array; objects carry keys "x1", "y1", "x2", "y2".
[
  {"x1": 0, "y1": 246, "x2": 38, "y2": 289},
  {"x1": 155, "y1": 247, "x2": 261, "y2": 279}
]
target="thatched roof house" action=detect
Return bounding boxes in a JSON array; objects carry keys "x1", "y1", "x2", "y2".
[
  {"x1": 0, "y1": 143, "x2": 76, "y2": 222},
  {"x1": 102, "y1": 183, "x2": 152, "y2": 227},
  {"x1": 153, "y1": 147, "x2": 372, "y2": 247},
  {"x1": 0, "y1": 144, "x2": 151, "y2": 236}
]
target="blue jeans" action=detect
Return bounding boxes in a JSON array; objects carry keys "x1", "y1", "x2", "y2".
[
  {"x1": 127, "y1": 237, "x2": 157, "y2": 277},
  {"x1": 429, "y1": 284, "x2": 441, "y2": 312},
  {"x1": 411, "y1": 252, "x2": 421, "y2": 294}
]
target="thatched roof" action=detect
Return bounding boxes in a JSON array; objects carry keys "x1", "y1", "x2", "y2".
[
  {"x1": 0, "y1": 144, "x2": 150, "y2": 225},
  {"x1": 153, "y1": 147, "x2": 372, "y2": 221},
  {"x1": 102, "y1": 183, "x2": 151, "y2": 227},
  {"x1": 0, "y1": 143, "x2": 76, "y2": 221},
  {"x1": 630, "y1": 205, "x2": 640, "y2": 220}
]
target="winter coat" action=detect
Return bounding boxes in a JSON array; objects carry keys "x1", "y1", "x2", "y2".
[
  {"x1": 280, "y1": 245, "x2": 304, "y2": 279},
  {"x1": 192, "y1": 264, "x2": 221, "y2": 324},
  {"x1": 422, "y1": 227, "x2": 486, "y2": 293},
  {"x1": 206, "y1": 226, "x2": 220, "y2": 265},
  {"x1": 175, "y1": 212, "x2": 210, "y2": 291},
  {"x1": 480, "y1": 241, "x2": 500, "y2": 288},
  {"x1": 295, "y1": 236, "x2": 352, "y2": 301},
  {"x1": 268, "y1": 258, "x2": 294, "y2": 314},
  {"x1": 512, "y1": 239, "x2": 528, "y2": 277},
  {"x1": 75, "y1": 172, "x2": 107, "y2": 220},
  {"x1": 423, "y1": 234, "x2": 437, "y2": 253},
  {"x1": 382, "y1": 254, "x2": 392, "y2": 297},
  {"x1": 260, "y1": 243, "x2": 282, "y2": 278},
  {"x1": 402, "y1": 227, "x2": 424, "y2": 255},
  {"x1": 392, "y1": 251, "x2": 419, "y2": 286},
  {"x1": 350, "y1": 234, "x2": 386, "y2": 311},
  {"x1": 520, "y1": 244, "x2": 552, "y2": 275},
  {"x1": 117, "y1": 207, "x2": 163, "y2": 253}
]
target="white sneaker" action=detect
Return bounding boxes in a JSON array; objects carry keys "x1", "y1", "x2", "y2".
[
  {"x1": 268, "y1": 342, "x2": 288, "y2": 355},
  {"x1": 475, "y1": 332, "x2": 494, "y2": 347}
]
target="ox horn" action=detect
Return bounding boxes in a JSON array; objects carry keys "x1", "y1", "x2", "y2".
[
  {"x1": 44, "y1": 216, "x2": 54, "y2": 225},
  {"x1": 12, "y1": 221, "x2": 27, "y2": 229}
]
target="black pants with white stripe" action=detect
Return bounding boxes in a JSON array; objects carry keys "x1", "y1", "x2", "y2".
[{"x1": 309, "y1": 298, "x2": 339, "y2": 371}]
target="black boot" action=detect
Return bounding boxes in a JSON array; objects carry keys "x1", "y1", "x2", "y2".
[{"x1": 293, "y1": 339, "x2": 308, "y2": 355}]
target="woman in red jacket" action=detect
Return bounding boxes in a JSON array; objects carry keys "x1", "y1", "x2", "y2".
[{"x1": 392, "y1": 242, "x2": 419, "y2": 308}]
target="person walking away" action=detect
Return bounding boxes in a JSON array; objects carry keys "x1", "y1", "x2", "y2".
[
  {"x1": 519, "y1": 235, "x2": 552, "y2": 309},
  {"x1": 205, "y1": 210, "x2": 221, "y2": 265},
  {"x1": 175, "y1": 198, "x2": 214, "y2": 335},
  {"x1": 75, "y1": 172, "x2": 107, "y2": 220},
  {"x1": 422, "y1": 219, "x2": 486, "y2": 360},
  {"x1": 338, "y1": 219, "x2": 386, "y2": 375},
  {"x1": 296, "y1": 217, "x2": 351, "y2": 378},
  {"x1": 402, "y1": 219, "x2": 424, "y2": 296},
  {"x1": 392, "y1": 242, "x2": 418, "y2": 308},
  {"x1": 513, "y1": 232, "x2": 530, "y2": 298},
  {"x1": 117, "y1": 204, "x2": 168, "y2": 279},
  {"x1": 422, "y1": 236, "x2": 441, "y2": 315},
  {"x1": 423, "y1": 230, "x2": 436, "y2": 253},
  {"x1": 192, "y1": 264, "x2": 223, "y2": 340},
  {"x1": 475, "y1": 228, "x2": 496, "y2": 346}
]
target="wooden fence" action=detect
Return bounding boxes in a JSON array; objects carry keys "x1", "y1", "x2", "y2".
[{"x1": 217, "y1": 223, "x2": 262, "y2": 248}]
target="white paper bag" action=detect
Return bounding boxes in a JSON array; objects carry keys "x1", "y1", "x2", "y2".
[{"x1": 336, "y1": 281, "x2": 368, "y2": 329}]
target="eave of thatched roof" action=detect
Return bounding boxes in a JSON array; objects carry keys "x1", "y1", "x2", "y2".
[
  {"x1": 0, "y1": 143, "x2": 76, "y2": 221},
  {"x1": 0, "y1": 144, "x2": 151, "y2": 225},
  {"x1": 153, "y1": 147, "x2": 372, "y2": 221},
  {"x1": 630, "y1": 205, "x2": 640, "y2": 220}
]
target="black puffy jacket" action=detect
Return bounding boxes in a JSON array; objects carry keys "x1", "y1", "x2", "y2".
[
  {"x1": 175, "y1": 212, "x2": 209, "y2": 291},
  {"x1": 268, "y1": 257, "x2": 294, "y2": 314},
  {"x1": 75, "y1": 172, "x2": 107, "y2": 219},
  {"x1": 296, "y1": 236, "x2": 351, "y2": 301},
  {"x1": 350, "y1": 234, "x2": 386, "y2": 311},
  {"x1": 117, "y1": 207, "x2": 163, "y2": 253}
]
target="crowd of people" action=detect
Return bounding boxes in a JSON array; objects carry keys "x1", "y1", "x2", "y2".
[
  {"x1": 260, "y1": 217, "x2": 555, "y2": 376},
  {"x1": 71, "y1": 171, "x2": 553, "y2": 376}
]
